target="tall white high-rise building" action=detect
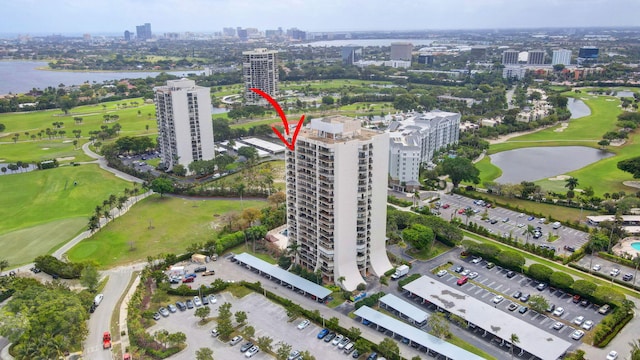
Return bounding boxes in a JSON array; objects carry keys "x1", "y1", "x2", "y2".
[
  {"x1": 154, "y1": 79, "x2": 214, "y2": 172},
  {"x1": 285, "y1": 116, "x2": 392, "y2": 291},
  {"x1": 552, "y1": 49, "x2": 572, "y2": 65},
  {"x1": 242, "y1": 48, "x2": 279, "y2": 104}
]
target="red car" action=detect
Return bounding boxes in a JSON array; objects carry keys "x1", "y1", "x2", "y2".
[
  {"x1": 442, "y1": 204, "x2": 450, "y2": 209},
  {"x1": 458, "y1": 209, "x2": 465, "y2": 214},
  {"x1": 182, "y1": 277, "x2": 194, "y2": 283}
]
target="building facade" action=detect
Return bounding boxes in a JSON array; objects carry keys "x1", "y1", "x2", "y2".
[
  {"x1": 390, "y1": 42, "x2": 413, "y2": 61},
  {"x1": 285, "y1": 116, "x2": 392, "y2": 291},
  {"x1": 342, "y1": 46, "x2": 363, "y2": 65},
  {"x1": 502, "y1": 65, "x2": 527, "y2": 80},
  {"x1": 136, "y1": 23, "x2": 152, "y2": 41},
  {"x1": 552, "y1": 49, "x2": 572, "y2": 65},
  {"x1": 242, "y1": 48, "x2": 279, "y2": 104},
  {"x1": 502, "y1": 50, "x2": 519, "y2": 65},
  {"x1": 386, "y1": 110, "x2": 461, "y2": 186},
  {"x1": 578, "y1": 46, "x2": 599, "y2": 59},
  {"x1": 527, "y1": 50, "x2": 546, "y2": 65},
  {"x1": 154, "y1": 79, "x2": 214, "y2": 172}
]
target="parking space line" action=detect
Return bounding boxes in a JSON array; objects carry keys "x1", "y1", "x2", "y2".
[{"x1": 474, "y1": 288, "x2": 484, "y2": 295}]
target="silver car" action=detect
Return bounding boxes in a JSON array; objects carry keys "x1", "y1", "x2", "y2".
[{"x1": 245, "y1": 345, "x2": 260, "y2": 358}]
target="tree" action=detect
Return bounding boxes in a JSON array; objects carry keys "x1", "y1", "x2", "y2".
[
  {"x1": 618, "y1": 157, "x2": 640, "y2": 178},
  {"x1": 167, "y1": 331, "x2": 186, "y2": 348},
  {"x1": 276, "y1": 342, "x2": 293, "y2": 360},
  {"x1": 528, "y1": 295, "x2": 549, "y2": 313},
  {"x1": 256, "y1": 336, "x2": 273, "y2": 352},
  {"x1": 0, "y1": 259, "x2": 8, "y2": 274},
  {"x1": 354, "y1": 338, "x2": 372, "y2": 354},
  {"x1": 549, "y1": 271, "x2": 574, "y2": 289},
  {"x1": 237, "y1": 146, "x2": 259, "y2": 161},
  {"x1": 527, "y1": 264, "x2": 553, "y2": 283},
  {"x1": 172, "y1": 164, "x2": 187, "y2": 177},
  {"x1": 242, "y1": 325, "x2": 255, "y2": 339},
  {"x1": 347, "y1": 326, "x2": 361, "y2": 341},
  {"x1": 629, "y1": 340, "x2": 640, "y2": 360},
  {"x1": 427, "y1": 312, "x2": 450, "y2": 339},
  {"x1": 463, "y1": 207, "x2": 475, "y2": 225},
  {"x1": 598, "y1": 139, "x2": 610, "y2": 149},
  {"x1": 321, "y1": 96, "x2": 335, "y2": 106},
  {"x1": 195, "y1": 306, "x2": 211, "y2": 323},
  {"x1": 150, "y1": 177, "x2": 174, "y2": 197},
  {"x1": 524, "y1": 224, "x2": 536, "y2": 243},
  {"x1": 298, "y1": 350, "x2": 316, "y2": 360},
  {"x1": 401, "y1": 223, "x2": 435, "y2": 251},
  {"x1": 378, "y1": 338, "x2": 400, "y2": 359},
  {"x1": 565, "y1": 177, "x2": 579, "y2": 190},
  {"x1": 495, "y1": 250, "x2": 525, "y2": 270},
  {"x1": 326, "y1": 316, "x2": 340, "y2": 331},
  {"x1": 195, "y1": 347, "x2": 214, "y2": 360},
  {"x1": 572, "y1": 280, "x2": 597, "y2": 297},
  {"x1": 235, "y1": 311, "x2": 247, "y2": 326},
  {"x1": 438, "y1": 157, "x2": 480, "y2": 188},
  {"x1": 80, "y1": 265, "x2": 99, "y2": 292},
  {"x1": 510, "y1": 333, "x2": 520, "y2": 360},
  {"x1": 216, "y1": 302, "x2": 234, "y2": 340}
]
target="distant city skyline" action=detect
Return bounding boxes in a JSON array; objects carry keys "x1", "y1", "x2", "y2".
[{"x1": 2, "y1": 0, "x2": 640, "y2": 35}]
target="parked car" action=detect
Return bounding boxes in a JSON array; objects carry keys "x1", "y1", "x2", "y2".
[
  {"x1": 317, "y1": 328, "x2": 329, "y2": 339},
  {"x1": 297, "y1": 319, "x2": 310, "y2": 330},
  {"x1": 209, "y1": 294, "x2": 218, "y2": 303},
  {"x1": 492, "y1": 295, "x2": 504, "y2": 304},
  {"x1": 453, "y1": 265, "x2": 464, "y2": 273},
  {"x1": 546, "y1": 303, "x2": 556, "y2": 313},
  {"x1": 610, "y1": 268, "x2": 621, "y2": 277},
  {"x1": 582, "y1": 320, "x2": 594, "y2": 330},
  {"x1": 229, "y1": 335, "x2": 243, "y2": 346},
  {"x1": 193, "y1": 296, "x2": 202, "y2": 307},
  {"x1": 573, "y1": 316, "x2": 585, "y2": 325},
  {"x1": 598, "y1": 304, "x2": 611, "y2": 314},
  {"x1": 572, "y1": 295, "x2": 581, "y2": 303},
  {"x1": 553, "y1": 307, "x2": 565, "y2": 317},
  {"x1": 506, "y1": 271, "x2": 516, "y2": 278},
  {"x1": 537, "y1": 283, "x2": 548, "y2": 291},
  {"x1": 367, "y1": 352, "x2": 378, "y2": 360},
  {"x1": 486, "y1": 262, "x2": 495, "y2": 269},
  {"x1": 552, "y1": 321, "x2": 564, "y2": 330},
  {"x1": 592, "y1": 264, "x2": 602, "y2": 271},
  {"x1": 461, "y1": 269, "x2": 471, "y2": 276},
  {"x1": 456, "y1": 276, "x2": 469, "y2": 286},
  {"x1": 623, "y1": 273, "x2": 633, "y2": 281},
  {"x1": 245, "y1": 345, "x2": 260, "y2": 358},
  {"x1": 351, "y1": 350, "x2": 360, "y2": 358},
  {"x1": 240, "y1": 342, "x2": 254, "y2": 352},
  {"x1": 519, "y1": 293, "x2": 530, "y2": 302},
  {"x1": 202, "y1": 295, "x2": 209, "y2": 306},
  {"x1": 606, "y1": 351, "x2": 619, "y2": 360},
  {"x1": 324, "y1": 332, "x2": 336, "y2": 343},
  {"x1": 158, "y1": 307, "x2": 170, "y2": 317},
  {"x1": 580, "y1": 299, "x2": 591, "y2": 308},
  {"x1": 571, "y1": 329, "x2": 585, "y2": 340},
  {"x1": 332, "y1": 334, "x2": 344, "y2": 346},
  {"x1": 176, "y1": 301, "x2": 186, "y2": 311},
  {"x1": 210, "y1": 328, "x2": 219, "y2": 337},
  {"x1": 182, "y1": 277, "x2": 194, "y2": 283},
  {"x1": 468, "y1": 271, "x2": 479, "y2": 279},
  {"x1": 194, "y1": 266, "x2": 207, "y2": 272},
  {"x1": 287, "y1": 350, "x2": 301, "y2": 360},
  {"x1": 167, "y1": 304, "x2": 177, "y2": 313},
  {"x1": 471, "y1": 257, "x2": 483, "y2": 264},
  {"x1": 186, "y1": 299, "x2": 194, "y2": 309},
  {"x1": 513, "y1": 291, "x2": 522, "y2": 299},
  {"x1": 436, "y1": 270, "x2": 447, "y2": 277},
  {"x1": 152, "y1": 312, "x2": 161, "y2": 320},
  {"x1": 518, "y1": 306, "x2": 528, "y2": 314},
  {"x1": 507, "y1": 303, "x2": 518, "y2": 311}
]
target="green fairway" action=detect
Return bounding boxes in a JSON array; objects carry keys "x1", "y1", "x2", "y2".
[
  {"x1": 0, "y1": 98, "x2": 157, "y2": 162},
  {"x1": 474, "y1": 156, "x2": 502, "y2": 185},
  {"x1": 484, "y1": 94, "x2": 640, "y2": 195},
  {"x1": 66, "y1": 195, "x2": 267, "y2": 268},
  {"x1": 0, "y1": 218, "x2": 87, "y2": 266}
]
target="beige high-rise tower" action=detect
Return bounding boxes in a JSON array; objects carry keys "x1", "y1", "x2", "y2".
[
  {"x1": 285, "y1": 116, "x2": 392, "y2": 291},
  {"x1": 242, "y1": 48, "x2": 279, "y2": 104}
]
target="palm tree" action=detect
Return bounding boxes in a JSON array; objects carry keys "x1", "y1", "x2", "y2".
[
  {"x1": 524, "y1": 225, "x2": 536, "y2": 244},
  {"x1": 286, "y1": 242, "x2": 301, "y2": 264},
  {"x1": 565, "y1": 177, "x2": 579, "y2": 191},
  {"x1": 412, "y1": 190, "x2": 421, "y2": 207},
  {"x1": 463, "y1": 208, "x2": 475, "y2": 225},
  {"x1": 510, "y1": 333, "x2": 520, "y2": 360},
  {"x1": 236, "y1": 183, "x2": 246, "y2": 209}
]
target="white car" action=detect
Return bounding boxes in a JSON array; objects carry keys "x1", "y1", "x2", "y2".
[
  {"x1": 492, "y1": 295, "x2": 504, "y2": 304},
  {"x1": 209, "y1": 294, "x2": 218, "y2": 304},
  {"x1": 245, "y1": 345, "x2": 260, "y2": 358},
  {"x1": 573, "y1": 316, "x2": 585, "y2": 325},
  {"x1": 471, "y1": 257, "x2": 483, "y2": 264},
  {"x1": 287, "y1": 350, "x2": 301, "y2": 360},
  {"x1": 606, "y1": 350, "x2": 619, "y2": 360},
  {"x1": 582, "y1": 320, "x2": 594, "y2": 330},
  {"x1": 571, "y1": 329, "x2": 585, "y2": 340},
  {"x1": 193, "y1": 296, "x2": 202, "y2": 307},
  {"x1": 297, "y1": 319, "x2": 310, "y2": 330},
  {"x1": 461, "y1": 269, "x2": 471, "y2": 276},
  {"x1": 332, "y1": 334, "x2": 344, "y2": 346},
  {"x1": 610, "y1": 268, "x2": 621, "y2": 276},
  {"x1": 553, "y1": 307, "x2": 564, "y2": 317},
  {"x1": 552, "y1": 321, "x2": 564, "y2": 330},
  {"x1": 337, "y1": 337, "x2": 351, "y2": 349},
  {"x1": 229, "y1": 335, "x2": 243, "y2": 346},
  {"x1": 436, "y1": 270, "x2": 447, "y2": 277},
  {"x1": 468, "y1": 271, "x2": 479, "y2": 279},
  {"x1": 592, "y1": 264, "x2": 601, "y2": 271}
]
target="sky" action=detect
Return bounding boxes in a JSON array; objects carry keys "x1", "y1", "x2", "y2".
[{"x1": 2, "y1": 0, "x2": 639, "y2": 35}]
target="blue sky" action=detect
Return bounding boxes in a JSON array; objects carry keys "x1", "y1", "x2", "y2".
[{"x1": 2, "y1": 0, "x2": 639, "y2": 34}]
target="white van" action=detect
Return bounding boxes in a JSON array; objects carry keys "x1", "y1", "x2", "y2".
[
  {"x1": 552, "y1": 221, "x2": 561, "y2": 229},
  {"x1": 343, "y1": 342, "x2": 355, "y2": 354},
  {"x1": 94, "y1": 293, "x2": 104, "y2": 306}
]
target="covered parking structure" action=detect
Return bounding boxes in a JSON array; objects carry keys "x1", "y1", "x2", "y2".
[
  {"x1": 233, "y1": 253, "x2": 332, "y2": 302},
  {"x1": 354, "y1": 306, "x2": 485, "y2": 360},
  {"x1": 379, "y1": 293, "x2": 428, "y2": 327},
  {"x1": 403, "y1": 276, "x2": 572, "y2": 360}
]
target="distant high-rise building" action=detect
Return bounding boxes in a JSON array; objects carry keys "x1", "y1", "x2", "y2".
[
  {"x1": 390, "y1": 42, "x2": 413, "y2": 61},
  {"x1": 242, "y1": 48, "x2": 279, "y2": 104},
  {"x1": 527, "y1": 50, "x2": 546, "y2": 65},
  {"x1": 417, "y1": 53, "x2": 434, "y2": 65},
  {"x1": 136, "y1": 23, "x2": 152, "y2": 41},
  {"x1": 124, "y1": 30, "x2": 131, "y2": 41},
  {"x1": 578, "y1": 46, "x2": 599, "y2": 60},
  {"x1": 288, "y1": 28, "x2": 307, "y2": 41},
  {"x1": 285, "y1": 116, "x2": 392, "y2": 291},
  {"x1": 222, "y1": 27, "x2": 236, "y2": 37},
  {"x1": 154, "y1": 79, "x2": 214, "y2": 172},
  {"x1": 502, "y1": 50, "x2": 519, "y2": 65},
  {"x1": 552, "y1": 49, "x2": 572, "y2": 65},
  {"x1": 342, "y1": 46, "x2": 362, "y2": 65},
  {"x1": 237, "y1": 28, "x2": 248, "y2": 40},
  {"x1": 470, "y1": 46, "x2": 488, "y2": 59}
]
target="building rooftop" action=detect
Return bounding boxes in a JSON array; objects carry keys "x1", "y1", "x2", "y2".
[
  {"x1": 403, "y1": 276, "x2": 572, "y2": 360},
  {"x1": 379, "y1": 294, "x2": 428, "y2": 324},
  {"x1": 300, "y1": 116, "x2": 382, "y2": 143}
]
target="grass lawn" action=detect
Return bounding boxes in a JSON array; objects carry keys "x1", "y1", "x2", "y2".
[
  {"x1": 469, "y1": 191, "x2": 588, "y2": 222},
  {"x1": 66, "y1": 195, "x2": 267, "y2": 268},
  {"x1": 225, "y1": 242, "x2": 277, "y2": 264},
  {"x1": 484, "y1": 94, "x2": 640, "y2": 195},
  {"x1": 0, "y1": 164, "x2": 131, "y2": 265},
  {"x1": 448, "y1": 335, "x2": 498, "y2": 360},
  {"x1": 0, "y1": 98, "x2": 157, "y2": 162},
  {"x1": 474, "y1": 156, "x2": 502, "y2": 185},
  {"x1": 406, "y1": 241, "x2": 452, "y2": 260}
]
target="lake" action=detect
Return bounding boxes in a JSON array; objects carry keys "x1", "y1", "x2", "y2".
[
  {"x1": 295, "y1": 39, "x2": 435, "y2": 47},
  {"x1": 0, "y1": 61, "x2": 205, "y2": 95},
  {"x1": 567, "y1": 98, "x2": 591, "y2": 119},
  {"x1": 490, "y1": 146, "x2": 613, "y2": 184}
]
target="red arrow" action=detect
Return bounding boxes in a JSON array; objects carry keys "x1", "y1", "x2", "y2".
[{"x1": 250, "y1": 88, "x2": 305, "y2": 151}]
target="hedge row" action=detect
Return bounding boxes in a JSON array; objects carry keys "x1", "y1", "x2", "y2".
[
  {"x1": 387, "y1": 195, "x2": 413, "y2": 207},
  {"x1": 34, "y1": 255, "x2": 84, "y2": 279},
  {"x1": 215, "y1": 231, "x2": 245, "y2": 255},
  {"x1": 598, "y1": 251, "x2": 636, "y2": 268},
  {"x1": 354, "y1": 292, "x2": 386, "y2": 310},
  {"x1": 465, "y1": 242, "x2": 525, "y2": 271},
  {"x1": 397, "y1": 274, "x2": 421, "y2": 290},
  {"x1": 0, "y1": 289, "x2": 15, "y2": 302},
  {"x1": 593, "y1": 307, "x2": 634, "y2": 347},
  {"x1": 166, "y1": 279, "x2": 230, "y2": 297}
]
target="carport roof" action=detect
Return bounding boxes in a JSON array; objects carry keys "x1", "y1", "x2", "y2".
[
  {"x1": 379, "y1": 294, "x2": 429, "y2": 324},
  {"x1": 233, "y1": 253, "x2": 332, "y2": 299},
  {"x1": 403, "y1": 276, "x2": 572, "y2": 360},
  {"x1": 353, "y1": 306, "x2": 484, "y2": 360}
]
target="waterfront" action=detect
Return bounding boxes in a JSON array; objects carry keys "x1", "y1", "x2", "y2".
[
  {"x1": 296, "y1": 39, "x2": 435, "y2": 47},
  {"x1": 0, "y1": 61, "x2": 204, "y2": 95}
]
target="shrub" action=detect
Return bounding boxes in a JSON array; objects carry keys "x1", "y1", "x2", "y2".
[
  {"x1": 34, "y1": 255, "x2": 84, "y2": 279},
  {"x1": 572, "y1": 279, "x2": 597, "y2": 297},
  {"x1": 549, "y1": 271, "x2": 574, "y2": 289},
  {"x1": 495, "y1": 250, "x2": 525, "y2": 270},
  {"x1": 397, "y1": 274, "x2": 421, "y2": 290},
  {"x1": 527, "y1": 264, "x2": 554, "y2": 283},
  {"x1": 354, "y1": 292, "x2": 386, "y2": 310}
]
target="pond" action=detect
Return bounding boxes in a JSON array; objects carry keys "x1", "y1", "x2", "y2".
[
  {"x1": 567, "y1": 98, "x2": 591, "y2": 119},
  {"x1": 489, "y1": 146, "x2": 613, "y2": 184},
  {"x1": 0, "y1": 163, "x2": 37, "y2": 175},
  {"x1": 615, "y1": 91, "x2": 636, "y2": 98}
]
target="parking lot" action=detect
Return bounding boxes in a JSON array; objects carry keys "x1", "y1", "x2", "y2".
[
  {"x1": 147, "y1": 292, "x2": 347, "y2": 360},
  {"x1": 430, "y1": 256, "x2": 607, "y2": 345},
  {"x1": 433, "y1": 193, "x2": 590, "y2": 254},
  {"x1": 577, "y1": 254, "x2": 639, "y2": 285}
]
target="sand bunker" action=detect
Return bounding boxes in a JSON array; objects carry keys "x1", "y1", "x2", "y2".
[
  {"x1": 56, "y1": 157, "x2": 75, "y2": 161},
  {"x1": 623, "y1": 181, "x2": 640, "y2": 189},
  {"x1": 42, "y1": 148, "x2": 50, "y2": 150},
  {"x1": 554, "y1": 123, "x2": 569, "y2": 133},
  {"x1": 62, "y1": 140, "x2": 73, "y2": 143},
  {"x1": 548, "y1": 175, "x2": 571, "y2": 181}
]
